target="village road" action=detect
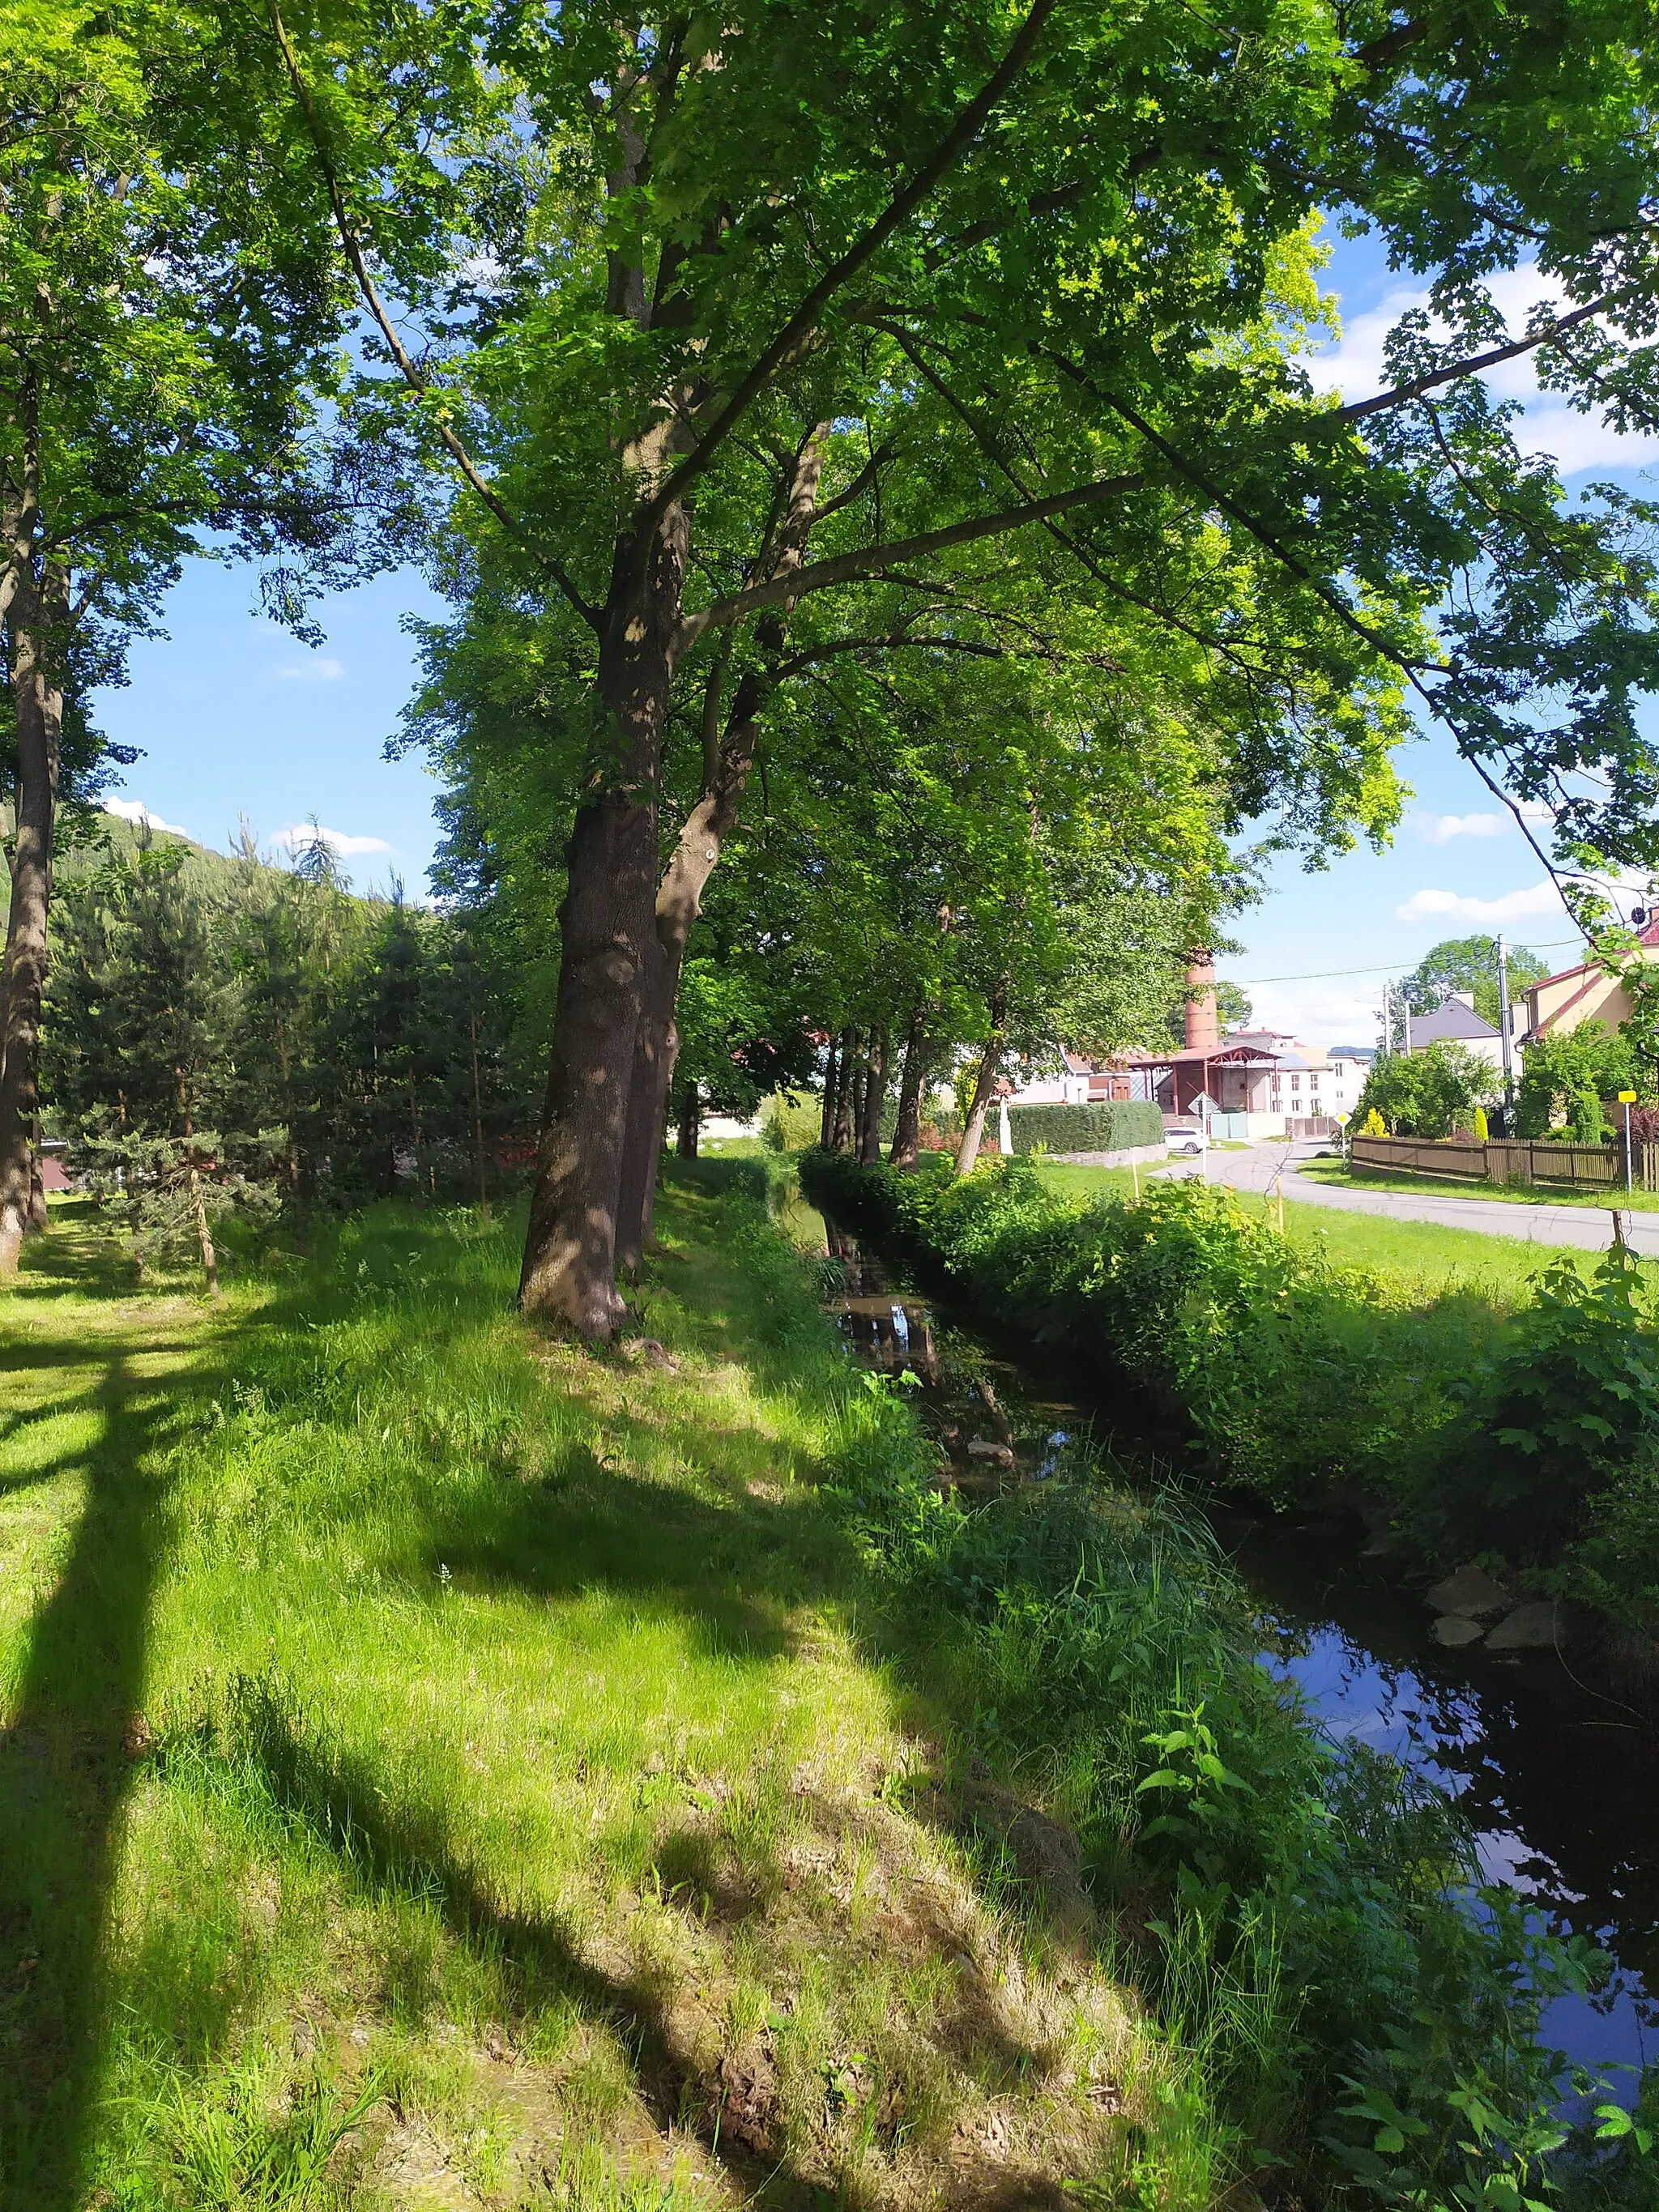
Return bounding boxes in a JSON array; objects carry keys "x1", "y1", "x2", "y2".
[{"x1": 1174, "y1": 1138, "x2": 1659, "y2": 1259}]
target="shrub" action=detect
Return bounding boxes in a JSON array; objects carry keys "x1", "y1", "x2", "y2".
[
  {"x1": 758, "y1": 1089, "x2": 822, "y2": 1150},
  {"x1": 1355, "y1": 1042, "x2": 1497, "y2": 1138},
  {"x1": 1005, "y1": 1098, "x2": 1163, "y2": 1154},
  {"x1": 800, "y1": 1151, "x2": 1469, "y2": 1509}
]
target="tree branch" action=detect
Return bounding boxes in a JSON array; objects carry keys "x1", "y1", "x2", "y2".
[
  {"x1": 266, "y1": 0, "x2": 600, "y2": 633},
  {"x1": 1333, "y1": 290, "x2": 1619, "y2": 424},
  {"x1": 640, "y1": 0, "x2": 1061, "y2": 531},
  {"x1": 676, "y1": 471, "x2": 1145, "y2": 650}
]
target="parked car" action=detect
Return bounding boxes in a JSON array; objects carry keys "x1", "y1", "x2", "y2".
[{"x1": 1163, "y1": 1121, "x2": 1208, "y2": 1157}]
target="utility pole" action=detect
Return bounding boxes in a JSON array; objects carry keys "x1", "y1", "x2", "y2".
[
  {"x1": 1496, "y1": 932, "x2": 1514, "y2": 1123},
  {"x1": 1381, "y1": 979, "x2": 1392, "y2": 1059}
]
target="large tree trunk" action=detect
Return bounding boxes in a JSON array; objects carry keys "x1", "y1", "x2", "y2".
[
  {"x1": 859, "y1": 1027, "x2": 889, "y2": 1163},
  {"x1": 954, "y1": 1014, "x2": 1006, "y2": 1176},
  {"x1": 889, "y1": 1009, "x2": 929, "y2": 1167},
  {"x1": 613, "y1": 665, "x2": 765, "y2": 1274},
  {"x1": 518, "y1": 509, "x2": 688, "y2": 1335},
  {"x1": 612, "y1": 430, "x2": 829, "y2": 1275},
  {"x1": 848, "y1": 1031, "x2": 867, "y2": 1155},
  {"x1": 0, "y1": 565, "x2": 65, "y2": 1277}
]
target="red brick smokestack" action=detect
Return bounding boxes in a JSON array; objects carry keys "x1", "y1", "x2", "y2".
[{"x1": 1184, "y1": 952, "x2": 1219, "y2": 1052}]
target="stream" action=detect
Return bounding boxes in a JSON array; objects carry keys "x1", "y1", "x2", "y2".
[{"x1": 825, "y1": 1230, "x2": 1659, "y2": 2092}]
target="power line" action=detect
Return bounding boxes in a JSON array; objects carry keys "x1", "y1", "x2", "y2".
[{"x1": 1233, "y1": 938, "x2": 1582, "y2": 987}]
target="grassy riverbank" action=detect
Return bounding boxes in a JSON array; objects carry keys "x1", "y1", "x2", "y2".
[
  {"x1": 6, "y1": 1178, "x2": 1644, "y2": 2209},
  {"x1": 803, "y1": 1148, "x2": 1659, "y2": 1638}
]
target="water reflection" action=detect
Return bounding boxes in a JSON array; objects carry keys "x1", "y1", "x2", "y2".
[
  {"x1": 1234, "y1": 1514, "x2": 1659, "y2": 2081},
  {"x1": 821, "y1": 1220, "x2": 1659, "y2": 2086}
]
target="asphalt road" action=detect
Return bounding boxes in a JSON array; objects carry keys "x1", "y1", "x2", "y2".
[{"x1": 1176, "y1": 1137, "x2": 1659, "y2": 1259}]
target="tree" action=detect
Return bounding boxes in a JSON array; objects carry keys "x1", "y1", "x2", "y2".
[
  {"x1": 1514, "y1": 1024, "x2": 1638, "y2": 1141},
  {"x1": 1397, "y1": 936, "x2": 1546, "y2": 1030},
  {"x1": 0, "y1": 0, "x2": 396, "y2": 1272},
  {"x1": 43, "y1": 840, "x2": 258, "y2": 1289},
  {"x1": 302, "y1": 0, "x2": 1659, "y2": 1329},
  {"x1": 1354, "y1": 1041, "x2": 1499, "y2": 1140}
]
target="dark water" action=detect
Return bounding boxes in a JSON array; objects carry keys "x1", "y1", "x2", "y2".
[{"x1": 825, "y1": 1236, "x2": 1659, "y2": 2088}]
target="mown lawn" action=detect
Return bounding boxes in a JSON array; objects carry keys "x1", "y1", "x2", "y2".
[
  {"x1": 0, "y1": 1187, "x2": 1158, "y2": 2211},
  {"x1": 1300, "y1": 1156, "x2": 1659, "y2": 1213},
  {"x1": 1030, "y1": 1158, "x2": 1598, "y2": 1301}
]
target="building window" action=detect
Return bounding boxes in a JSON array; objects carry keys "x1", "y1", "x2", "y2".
[{"x1": 1290, "y1": 1074, "x2": 1300, "y2": 1092}]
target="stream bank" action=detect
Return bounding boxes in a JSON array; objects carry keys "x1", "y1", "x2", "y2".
[{"x1": 821, "y1": 1217, "x2": 1659, "y2": 2098}]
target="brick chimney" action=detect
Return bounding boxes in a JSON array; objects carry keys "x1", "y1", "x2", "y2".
[{"x1": 1184, "y1": 952, "x2": 1220, "y2": 1052}]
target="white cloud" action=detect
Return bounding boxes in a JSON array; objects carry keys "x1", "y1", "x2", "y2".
[
  {"x1": 270, "y1": 656, "x2": 346, "y2": 683},
  {"x1": 275, "y1": 824, "x2": 394, "y2": 859},
  {"x1": 1414, "y1": 811, "x2": 1510, "y2": 843},
  {"x1": 105, "y1": 797, "x2": 191, "y2": 838},
  {"x1": 1397, "y1": 880, "x2": 1567, "y2": 925},
  {"x1": 1247, "y1": 976, "x2": 1385, "y2": 1050},
  {"x1": 1303, "y1": 266, "x2": 1659, "y2": 474}
]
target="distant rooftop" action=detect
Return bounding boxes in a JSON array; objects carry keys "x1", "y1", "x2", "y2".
[{"x1": 1409, "y1": 995, "x2": 1500, "y2": 1045}]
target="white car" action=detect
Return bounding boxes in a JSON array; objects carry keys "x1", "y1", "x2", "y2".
[{"x1": 1163, "y1": 1122, "x2": 1209, "y2": 1157}]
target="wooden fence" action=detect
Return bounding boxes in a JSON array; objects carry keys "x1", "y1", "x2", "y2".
[{"x1": 1350, "y1": 1133, "x2": 1659, "y2": 1192}]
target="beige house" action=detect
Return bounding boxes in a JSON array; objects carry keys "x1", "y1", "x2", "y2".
[{"x1": 1520, "y1": 921, "x2": 1659, "y2": 1044}]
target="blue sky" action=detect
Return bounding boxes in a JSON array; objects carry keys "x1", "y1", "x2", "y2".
[{"x1": 93, "y1": 228, "x2": 1659, "y2": 1049}]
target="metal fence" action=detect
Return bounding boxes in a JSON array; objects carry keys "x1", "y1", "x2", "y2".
[{"x1": 1350, "y1": 1133, "x2": 1659, "y2": 1191}]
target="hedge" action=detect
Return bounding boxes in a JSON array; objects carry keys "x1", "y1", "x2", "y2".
[{"x1": 1005, "y1": 1098, "x2": 1164, "y2": 1154}]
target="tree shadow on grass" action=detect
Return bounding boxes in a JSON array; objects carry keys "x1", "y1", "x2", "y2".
[
  {"x1": 211, "y1": 1689, "x2": 1072, "y2": 2212},
  {"x1": 0, "y1": 1310, "x2": 237, "y2": 2211}
]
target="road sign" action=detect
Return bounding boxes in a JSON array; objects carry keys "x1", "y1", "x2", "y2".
[
  {"x1": 1619, "y1": 1089, "x2": 1637, "y2": 1103},
  {"x1": 1334, "y1": 1111, "x2": 1351, "y2": 1126}
]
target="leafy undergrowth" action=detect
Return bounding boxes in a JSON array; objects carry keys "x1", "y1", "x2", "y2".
[
  {"x1": 4, "y1": 1182, "x2": 1651, "y2": 2212},
  {"x1": 799, "y1": 1149, "x2": 1659, "y2": 1647}
]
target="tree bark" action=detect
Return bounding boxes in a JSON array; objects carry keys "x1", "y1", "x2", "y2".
[
  {"x1": 676, "y1": 1087, "x2": 700, "y2": 1157},
  {"x1": 889, "y1": 1009, "x2": 929, "y2": 1167},
  {"x1": 612, "y1": 428, "x2": 830, "y2": 1275},
  {"x1": 859, "y1": 1027, "x2": 889, "y2": 1163},
  {"x1": 954, "y1": 1015, "x2": 1006, "y2": 1176},
  {"x1": 831, "y1": 1027, "x2": 856, "y2": 1151},
  {"x1": 0, "y1": 564, "x2": 65, "y2": 1277},
  {"x1": 819, "y1": 1032, "x2": 838, "y2": 1149},
  {"x1": 848, "y1": 1031, "x2": 868, "y2": 1156},
  {"x1": 518, "y1": 505, "x2": 689, "y2": 1335}
]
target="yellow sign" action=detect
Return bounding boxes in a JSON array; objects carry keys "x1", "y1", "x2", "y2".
[
  {"x1": 1334, "y1": 1111, "x2": 1351, "y2": 1126},
  {"x1": 1619, "y1": 1090, "x2": 1638, "y2": 1103}
]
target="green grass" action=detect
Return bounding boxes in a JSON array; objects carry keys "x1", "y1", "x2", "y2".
[
  {"x1": 1034, "y1": 1158, "x2": 1592, "y2": 1299},
  {"x1": 1300, "y1": 1156, "x2": 1659, "y2": 1213},
  {"x1": 0, "y1": 1187, "x2": 1189, "y2": 2210}
]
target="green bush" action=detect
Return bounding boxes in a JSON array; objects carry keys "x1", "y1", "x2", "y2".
[
  {"x1": 758, "y1": 1088, "x2": 823, "y2": 1150},
  {"x1": 800, "y1": 1150, "x2": 1659, "y2": 1633},
  {"x1": 1005, "y1": 1098, "x2": 1164, "y2": 1153},
  {"x1": 819, "y1": 1198, "x2": 1633, "y2": 2210},
  {"x1": 801, "y1": 1149, "x2": 1473, "y2": 1509}
]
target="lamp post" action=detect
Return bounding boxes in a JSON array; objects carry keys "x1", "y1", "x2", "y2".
[{"x1": 1619, "y1": 1089, "x2": 1637, "y2": 1195}]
